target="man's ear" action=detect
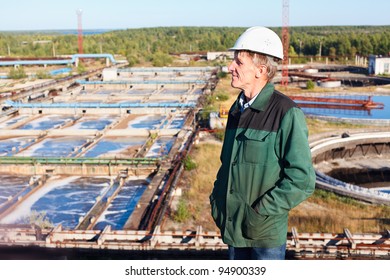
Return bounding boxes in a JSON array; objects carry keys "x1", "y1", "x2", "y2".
[{"x1": 255, "y1": 65, "x2": 265, "y2": 78}]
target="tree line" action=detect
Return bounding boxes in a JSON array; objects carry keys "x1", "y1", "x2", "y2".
[{"x1": 1, "y1": 26, "x2": 389, "y2": 66}]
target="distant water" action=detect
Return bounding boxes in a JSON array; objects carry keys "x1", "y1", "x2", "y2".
[
  {"x1": 0, "y1": 29, "x2": 115, "y2": 35},
  {"x1": 57, "y1": 29, "x2": 116, "y2": 35},
  {"x1": 301, "y1": 95, "x2": 390, "y2": 120}
]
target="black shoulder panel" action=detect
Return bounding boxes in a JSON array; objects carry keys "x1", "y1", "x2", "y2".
[{"x1": 226, "y1": 90, "x2": 298, "y2": 132}]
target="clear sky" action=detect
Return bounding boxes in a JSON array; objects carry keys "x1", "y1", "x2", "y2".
[{"x1": 1, "y1": 0, "x2": 390, "y2": 31}]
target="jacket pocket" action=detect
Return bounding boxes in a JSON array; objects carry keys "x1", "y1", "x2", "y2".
[
  {"x1": 241, "y1": 130, "x2": 274, "y2": 164},
  {"x1": 242, "y1": 204, "x2": 277, "y2": 240}
]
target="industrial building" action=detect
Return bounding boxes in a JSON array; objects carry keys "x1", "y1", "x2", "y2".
[{"x1": 368, "y1": 55, "x2": 390, "y2": 75}]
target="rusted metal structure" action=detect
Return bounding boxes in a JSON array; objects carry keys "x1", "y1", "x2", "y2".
[
  {"x1": 290, "y1": 95, "x2": 384, "y2": 111},
  {"x1": 0, "y1": 225, "x2": 389, "y2": 259},
  {"x1": 76, "y1": 9, "x2": 83, "y2": 55},
  {"x1": 281, "y1": 0, "x2": 289, "y2": 86}
]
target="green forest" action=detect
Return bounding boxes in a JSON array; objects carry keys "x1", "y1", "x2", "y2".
[{"x1": 1, "y1": 26, "x2": 390, "y2": 66}]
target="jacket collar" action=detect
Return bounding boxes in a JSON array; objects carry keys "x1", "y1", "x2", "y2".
[
  {"x1": 231, "y1": 83, "x2": 275, "y2": 114},
  {"x1": 249, "y1": 83, "x2": 275, "y2": 111}
]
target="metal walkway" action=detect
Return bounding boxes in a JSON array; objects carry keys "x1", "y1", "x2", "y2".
[
  {"x1": 0, "y1": 225, "x2": 389, "y2": 259},
  {"x1": 4, "y1": 100, "x2": 196, "y2": 109},
  {"x1": 0, "y1": 54, "x2": 117, "y2": 67}
]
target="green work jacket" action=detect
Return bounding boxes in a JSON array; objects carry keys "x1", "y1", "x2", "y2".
[{"x1": 210, "y1": 83, "x2": 315, "y2": 248}]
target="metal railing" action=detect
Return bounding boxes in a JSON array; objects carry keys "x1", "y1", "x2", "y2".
[
  {"x1": 0, "y1": 225, "x2": 389, "y2": 259},
  {"x1": 5, "y1": 100, "x2": 197, "y2": 109}
]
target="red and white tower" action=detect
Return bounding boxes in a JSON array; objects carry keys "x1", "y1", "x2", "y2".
[
  {"x1": 76, "y1": 9, "x2": 83, "y2": 54},
  {"x1": 281, "y1": 0, "x2": 289, "y2": 86}
]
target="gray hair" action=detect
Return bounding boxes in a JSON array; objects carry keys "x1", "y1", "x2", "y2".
[{"x1": 239, "y1": 50, "x2": 280, "y2": 81}]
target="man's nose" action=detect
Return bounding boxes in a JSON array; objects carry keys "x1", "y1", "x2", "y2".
[{"x1": 228, "y1": 61, "x2": 235, "y2": 72}]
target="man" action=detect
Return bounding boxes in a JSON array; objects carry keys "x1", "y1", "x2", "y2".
[{"x1": 210, "y1": 26, "x2": 316, "y2": 260}]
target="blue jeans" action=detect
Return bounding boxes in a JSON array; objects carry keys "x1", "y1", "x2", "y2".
[{"x1": 228, "y1": 243, "x2": 286, "y2": 260}]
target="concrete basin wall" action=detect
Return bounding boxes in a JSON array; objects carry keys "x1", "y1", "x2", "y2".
[
  {"x1": 0, "y1": 163, "x2": 155, "y2": 176},
  {"x1": 18, "y1": 107, "x2": 189, "y2": 115},
  {"x1": 311, "y1": 132, "x2": 390, "y2": 164}
]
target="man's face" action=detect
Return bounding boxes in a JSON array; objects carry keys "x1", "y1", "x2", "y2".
[{"x1": 228, "y1": 51, "x2": 258, "y2": 93}]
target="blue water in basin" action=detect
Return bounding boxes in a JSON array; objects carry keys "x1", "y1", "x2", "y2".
[
  {"x1": 30, "y1": 177, "x2": 111, "y2": 229},
  {"x1": 83, "y1": 136, "x2": 146, "y2": 158},
  {"x1": 0, "y1": 175, "x2": 30, "y2": 206},
  {"x1": 93, "y1": 179, "x2": 148, "y2": 230}
]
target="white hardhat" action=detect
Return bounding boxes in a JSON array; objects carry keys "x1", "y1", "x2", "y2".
[{"x1": 230, "y1": 26, "x2": 284, "y2": 60}]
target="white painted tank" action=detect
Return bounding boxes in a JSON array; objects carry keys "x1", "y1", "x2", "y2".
[
  {"x1": 304, "y1": 68, "x2": 319, "y2": 74},
  {"x1": 318, "y1": 80, "x2": 342, "y2": 88}
]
